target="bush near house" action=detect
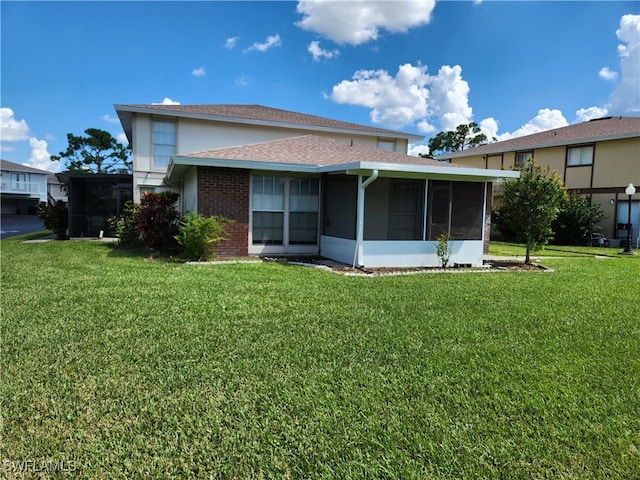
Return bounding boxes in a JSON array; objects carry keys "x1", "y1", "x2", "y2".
[
  {"x1": 136, "y1": 192, "x2": 180, "y2": 252},
  {"x1": 36, "y1": 200, "x2": 68, "y2": 239},
  {"x1": 175, "y1": 212, "x2": 233, "y2": 261},
  {"x1": 107, "y1": 200, "x2": 142, "y2": 248},
  {"x1": 552, "y1": 191, "x2": 606, "y2": 245}
]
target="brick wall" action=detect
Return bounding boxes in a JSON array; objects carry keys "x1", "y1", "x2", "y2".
[
  {"x1": 197, "y1": 167, "x2": 250, "y2": 257},
  {"x1": 484, "y1": 182, "x2": 493, "y2": 254}
]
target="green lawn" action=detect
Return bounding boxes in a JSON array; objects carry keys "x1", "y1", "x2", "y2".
[{"x1": 2, "y1": 234, "x2": 639, "y2": 479}]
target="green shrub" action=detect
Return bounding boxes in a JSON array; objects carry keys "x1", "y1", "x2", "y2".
[
  {"x1": 108, "y1": 200, "x2": 142, "y2": 248},
  {"x1": 37, "y1": 201, "x2": 68, "y2": 239},
  {"x1": 551, "y1": 191, "x2": 606, "y2": 245},
  {"x1": 436, "y1": 231, "x2": 452, "y2": 268},
  {"x1": 137, "y1": 192, "x2": 180, "y2": 252},
  {"x1": 176, "y1": 212, "x2": 233, "y2": 261}
]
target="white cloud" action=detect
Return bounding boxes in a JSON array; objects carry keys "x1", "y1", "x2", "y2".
[
  {"x1": 497, "y1": 109, "x2": 568, "y2": 141},
  {"x1": 607, "y1": 14, "x2": 640, "y2": 115},
  {"x1": 117, "y1": 132, "x2": 129, "y2": 146},
  {"x1": 235, "y1": 76, "x2": 249, "y2": 87},
  {"x1": 598, "y1": 67, "x2": 618, "y2": 81},
  {"x1": 224, "y1": 36, "x2": 239, "y2": 49},
  {"x1": 192, "y1": 67, "x2": 206, "y2": 77},
  {"x1": 246, "y1": 34, "x2": 281, "y2": 52},
  {"x1": 308, "y1": 41, "x2": 339, "y2": 61},
  {"x1": 296, "y1": 0, "x2": 436, "y2": 45},
  {"x1": 102, "y1": 114, "x2": 120, "y2": 124},
  {"x1": 330, "y1": 63, "x2": 476, "y2": 132},
  {"x1": 153, "y1": 97, "x2": 181, "y2": 105},
  {"x1": 408, "y1": 143, "x2": 431, "y2": 157},
  {"x1": 428, "y1": 65, "x2": 473, "y2": 131},
  {"x1": 330, "y1": 64, "x2": 429, "y2": 129},
  {"x1": 575, "y1": 106, "x2": 608, "y2": 123},
  {"x1": 24, "y1": 137, "x2": 59, "y2": 173},
  {"x1": 1, "y1": 107, "x2": 30, "y2": 142},
  {"x1": 478, "y1": 117, "x2": 499, "y2": 141}
]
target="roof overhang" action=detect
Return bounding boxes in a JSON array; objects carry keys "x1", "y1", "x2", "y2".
[
  {"x1": 114, "y1": 104, "x2": 424, "y2": 144},
  {"x1": 167, "y1": 155, "x2": 519, "y2": 183}
]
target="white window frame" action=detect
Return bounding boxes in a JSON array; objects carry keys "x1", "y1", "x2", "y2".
[
  {"x1": 249, "y1": 173, "x2": 320, "y2": 255},
  {"x1": 567, "y1": 145, "x2": 594, "y2": 166},
  {"x1": 152, "y1": 119, "x2": 177, "y2": 170}
]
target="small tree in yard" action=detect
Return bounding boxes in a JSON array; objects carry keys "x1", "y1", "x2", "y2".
[
  {"x1": 493, "y1": 160, "x2": 566, "y2": 264},
  {"x1": 175, "y1": 212, "x2": 233, "y2": 261},
  {"x1": 551, "y1": 191, "x2": 606, "y2": 245},
  {"x1": 108, "y1": 200, "x2": 142, "y2": 248},
  {"x1": 436, "y1": 232, "x2": 453, "y2": 268},
  {"x1": 37, "y1": 201, "x2": 68, "y2": 239}
]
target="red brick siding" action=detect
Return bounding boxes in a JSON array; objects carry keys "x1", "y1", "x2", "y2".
[{"x1": 197, "y1": 167, "x2": 250, "y2": 257}]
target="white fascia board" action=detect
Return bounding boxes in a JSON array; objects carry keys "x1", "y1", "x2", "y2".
[
  {"x1": 168, "y1": 155, "x2": 318, "y2": 179},
  {"x1": 321, "y1": 161, "x2": 520, "y2": 180},
  {"x1": 168, "y1": 156, "x2": 520, "y2": 181},
  {"x1": 113, "y1": 105, "x2": 422, "y2": 143}
]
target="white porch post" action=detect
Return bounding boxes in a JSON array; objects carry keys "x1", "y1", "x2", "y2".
[{"x1": 353, "y1": 170, "x2": 378, "y2": 267}]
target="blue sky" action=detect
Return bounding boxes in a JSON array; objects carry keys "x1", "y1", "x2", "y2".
[{"x1": 1, "y1": 1, "x2": 639, "y2": 172}]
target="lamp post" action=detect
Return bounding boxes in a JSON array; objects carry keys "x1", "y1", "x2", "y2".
[{"x1": 622, "y1": 183, "x2": 636, "y2": 254}]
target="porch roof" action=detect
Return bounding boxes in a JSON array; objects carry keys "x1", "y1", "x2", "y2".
[{"x1": 167, "y1": 135, "x2": 519, "y2": 182}]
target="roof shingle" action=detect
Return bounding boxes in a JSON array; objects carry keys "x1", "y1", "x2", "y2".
[{"x1": 442, "y1": 116, "x2": 640, "y2": 159}]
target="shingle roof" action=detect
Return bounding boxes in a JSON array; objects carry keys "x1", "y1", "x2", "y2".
[
  {"x1": 178, "y1": 134, "x2": 467, "y2": 168},
  {"x1": 0, "y1": 159, "x2": 49, "y2": 174},
  {"x1": 442, "y1": 116, "x2": 640, "y2": 159},
  {"x1": 115, "y1": 103, "x2": 423, "y2": 142}
]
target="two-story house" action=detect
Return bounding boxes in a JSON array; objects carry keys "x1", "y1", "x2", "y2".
[
  {"x1": 440, "y1": 116, "x2": 640, "y2": 246},
  {"x1": 115, "y1": 104, "x2": 518, "y2": 267},
  {"x1": 1, "y1": 159, "x2": 49, "y2": 215}
]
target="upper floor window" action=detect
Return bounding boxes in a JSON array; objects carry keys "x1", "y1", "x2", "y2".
[
  {"x1": 152, "y1": 120, "x2": 176, "y2": 169},
  {"x1": 377, "y1": 139, "x2": 396, "y2": 152},
  {"x1": 515, "y1": 151, "x2": 533, "y2": 168},
  {"x1": 567, "y1": 145, "x2": 594, "y2": 166}
]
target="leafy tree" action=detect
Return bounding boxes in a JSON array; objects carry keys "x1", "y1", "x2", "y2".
[
  {"x1": 493, "y1": 160, "x2": 566, "y2": 264},
  {"x1": 51, "y1": 128, "x2": 131, "y2": 173},
  {"x1": 37, "y1": 200, "x2": 68, "y2": 239},
  {"x1": 551, "y1": 191, "x2": 606, "y2": 245},
  {"x1": 108, "y1": 200, "x2": 143, "y2": 248},
  {"x1": 421, "y1": 122, "x2": 491, "y2": 159}
]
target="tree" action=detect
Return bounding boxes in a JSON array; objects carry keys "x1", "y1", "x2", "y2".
[
  {"x1": 493, "y1": 160, "x2": 566, "y2": 264},
  {"x1": 421, "y1": 122, "x2": 491, "y2": 159},
  {"x1": 51, "y1": 128, "x2": 131, "y2": 173},
  {"x1": 136, "y1": 191, "x2": 181, "y2": 252},
  {"x1": 551, "y1": 191, "x2": 606, "y2": 245}
]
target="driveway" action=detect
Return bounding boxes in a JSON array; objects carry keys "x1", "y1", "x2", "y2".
[{"x1": 1, "y1": 215, "x2": 47, "y2": 239}]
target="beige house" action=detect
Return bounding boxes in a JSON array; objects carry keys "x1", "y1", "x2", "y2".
[
  {"x1": 439, "y1": 116, "x2": 640, "y2": 245},
  {"x1": 115, "y1": 104, "x2": 518, "y2": 267}
]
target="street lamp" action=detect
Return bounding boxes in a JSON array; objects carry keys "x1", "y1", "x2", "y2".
[{"x1": 622, "y1": 183, "x2": 636, "y2": 254}]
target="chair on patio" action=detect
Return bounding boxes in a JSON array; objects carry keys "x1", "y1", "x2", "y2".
[{"x1": 590, "y1": 232, "x2": 609, "y2": 247}]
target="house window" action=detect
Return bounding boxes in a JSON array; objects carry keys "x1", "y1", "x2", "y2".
[
  {"x1": 10, "y1": 173, "x2": 27, "y2": 191},
  {"x1": 152, "y1": 120, "x2": 176, "y2": 169},
  {"x1": 567, "y1": 145, "x2": 594, "y2": 166},
  {"x1": 289, "y1": 177, "x2": 319, "y2": 244},
  {"x1": 515, "y1": 151, "x2": 533, "y2": 168},
  {"x1": 377, "y1": 139, "x2": 396, "y2": 152},
  {"x1": 252, "y1": 175, "x2": 284, "y2": 245},
  {"x1": 251, "y1": 175, "x2": 319, "y2": 246}
]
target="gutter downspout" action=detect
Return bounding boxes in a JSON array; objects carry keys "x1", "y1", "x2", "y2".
[{"x1": 353, "y1": 169, "x2": 379, "y2": 268}]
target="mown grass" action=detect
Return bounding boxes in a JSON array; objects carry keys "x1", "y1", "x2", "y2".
[
  {"x1": 2, "y1": 235, "x2": 639, "y2": 479},
  {"x1": 488, "y1": 241, "x2": 626, "y2": 258}
]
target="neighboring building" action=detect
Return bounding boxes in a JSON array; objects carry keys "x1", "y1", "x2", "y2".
[
  {"x1": 57, "y1": 173, "x2": 133, "y2": 237},
  {"x1": 115, "y1": 104, "x2": 518, "y2": 267},
  {"x1": 47, "y1": 174, "x2": 67, "y2": 204},
  {"x1": 0, "y1": 159, "x2": 48, "y2": 215},
  {"x1": 439, "y1": 116, "x2": 640, "y2": 245}
]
